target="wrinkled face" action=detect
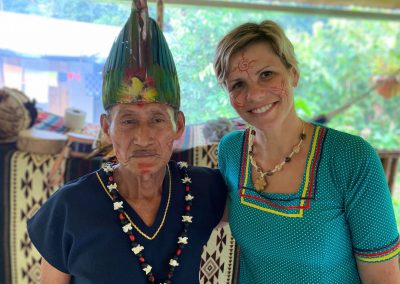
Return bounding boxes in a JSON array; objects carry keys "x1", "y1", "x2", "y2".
[
  {"x1": 101, "y1": 103, "x2": 184, "y2": 175},
  {"x1": 226, "y1": 41, "x2": 299, "y2": 129}
]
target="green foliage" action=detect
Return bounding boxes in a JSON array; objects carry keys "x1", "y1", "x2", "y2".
[
  {"x1": 164, "y1": 7, "x2": 400, "y2": 149},
  {"x1": 293, "y1": 19, "x2": 400, "y2": 149}
]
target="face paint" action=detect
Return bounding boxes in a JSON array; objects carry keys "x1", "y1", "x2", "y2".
[
  {"x1": 137, "y1": 162, "x2": 155, "y2": 173},
  {"x1": 267, "y1": 80, "x2": 288, "y2": 97},
  {"x1": 230, "y1": 52, "x2": 256, "y2": 77},
  {"x1": 230, "y1": 94, "x2": 245, "y2": 108}
]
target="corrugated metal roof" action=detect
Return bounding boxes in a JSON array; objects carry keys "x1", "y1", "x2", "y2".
[{"x1": 0, "y1": 11, "x2": 120, "y2": 59}]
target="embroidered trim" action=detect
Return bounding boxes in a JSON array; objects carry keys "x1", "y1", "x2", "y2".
[
  {"x1": 239, "y1": 125, "x2": 326, "y2": 217},
  {"x1": 355, "y1": 236, "x2": 400, "y2": 262}
]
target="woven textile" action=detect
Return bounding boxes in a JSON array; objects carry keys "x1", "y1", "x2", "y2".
[
  {"x1": 200, "y1": 226, "x2": 237, "y2": 284},
  {"x1": 33, "y1": 111, "x2": 99, "y2": 138},
  {"x1": 7, "y1": 151, "x2": 63, "y2": 284},
  {"x1": 33, "y1": 111, "x2": 67, "y2": 133}
]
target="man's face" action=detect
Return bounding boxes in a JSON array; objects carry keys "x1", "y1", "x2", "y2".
[{"x1": 101, "y1": 103, "x2": 184, "y2": 175}]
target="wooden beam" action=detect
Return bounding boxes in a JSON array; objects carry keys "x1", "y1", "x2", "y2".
[{"x1": 146, "y1": 0, "x2": 400, "y2": 22}]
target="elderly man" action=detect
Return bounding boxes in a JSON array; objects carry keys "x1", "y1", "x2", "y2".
[{"x1": 27, "y1": 1, "x2": 226, "y2": 283}]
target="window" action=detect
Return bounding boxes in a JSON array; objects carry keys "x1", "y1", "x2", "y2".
[{"x1": 0, "y1": 0, "x2": 399, "y2": 146}]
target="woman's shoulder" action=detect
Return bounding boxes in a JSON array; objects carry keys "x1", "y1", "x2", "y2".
[
  {"x1": 319, "y1": 124, "x2": 378, "y2": 163},
  {"x1": 220, "y1": 129, "x2": 245, "y2": 144},
  {"x1": 219, "y1": 129, "x2": 246, "y2": 154},
  {"x1": 324, "y1": 126, "x2": 373, "y2": 150}
]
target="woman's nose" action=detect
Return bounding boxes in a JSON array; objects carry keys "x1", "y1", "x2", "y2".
[{"x1": 246, "y1": 83, "x2": 265, "y2": 102}]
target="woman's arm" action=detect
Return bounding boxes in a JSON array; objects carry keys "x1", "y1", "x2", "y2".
[
  {"x1": 357, "y1": 257, "x2": 400, "y2": 284},
  {"x1": 40, "y1": 258, "x2": 70, "y2": 284}
]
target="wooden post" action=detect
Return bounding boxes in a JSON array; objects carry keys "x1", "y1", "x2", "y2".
[
  {"x1": 378, "y1": 150, "x2": 400, "y2": 195},
  {"x1": 156, "y1": 0, "x2": 164, "y2": 30}
]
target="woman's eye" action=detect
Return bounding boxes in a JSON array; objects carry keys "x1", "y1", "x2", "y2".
[
  {"x1": 229, "y1": 81, "x2": 243, "y2": 92},
  {"x1": 260, "y1": 71, "x2": 273, "y2": 79}
]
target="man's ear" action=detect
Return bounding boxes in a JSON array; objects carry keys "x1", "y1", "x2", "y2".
[
  {"x1": 175, "y1": 111, "x2": 185, "y2": 140},
  {"x1": 100, "y1": 113, "x2": 112, "y2": 144}
]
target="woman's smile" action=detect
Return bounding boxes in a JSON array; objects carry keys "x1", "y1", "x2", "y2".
[{"x1": 250, "y1": 102, "x2": 275, "y2": 114}]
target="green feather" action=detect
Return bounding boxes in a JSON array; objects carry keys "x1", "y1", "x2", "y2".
[{"x1": 102, "y1": 3, "x2": 180, "y2": 110}]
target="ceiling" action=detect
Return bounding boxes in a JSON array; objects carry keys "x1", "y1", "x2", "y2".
[
  {"x1": 149, "y1": 0, "x2": 400, "y2": 11},
  {"x1": 291, "y1": 0, "x2": 400, "y2": 9},
  {"x1": 145, "y1": 0, "x2": 400, "y2": 21}
]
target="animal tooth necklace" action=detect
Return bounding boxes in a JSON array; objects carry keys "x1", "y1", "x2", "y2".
[{"x1": 98, "y1": 161, "x2": 194, "y2": 284}]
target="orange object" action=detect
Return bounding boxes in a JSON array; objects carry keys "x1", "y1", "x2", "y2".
[{"x1": 375, "y1": 75, "x2": 400, "y2": 99}]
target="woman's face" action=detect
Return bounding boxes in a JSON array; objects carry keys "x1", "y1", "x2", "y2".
[
  {"x1": 226, "y1": 41, "x2": 299, "y2": 129},
  {"x1": 101, "y1": 103, "x2": 184, "y2": 175}
]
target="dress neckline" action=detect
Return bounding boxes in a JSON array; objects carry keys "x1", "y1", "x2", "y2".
[{"x1": 238, "y1": 124, "x2": 327, "y2": 217}]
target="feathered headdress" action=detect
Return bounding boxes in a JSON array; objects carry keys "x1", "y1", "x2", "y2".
[{"x1": 102, "y1": 0, "x2": 180, "y2": 110}]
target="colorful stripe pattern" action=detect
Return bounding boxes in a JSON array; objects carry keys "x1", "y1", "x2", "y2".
[
  {"x1": 238, "y1": 126, "x2": 326, "y2": 217},
  {"x1": 34, "y1": 111, "x2": 67, "y2": 133},
  {"x1": 354, "y1": 236, "x2": 400, "y2": 262}
]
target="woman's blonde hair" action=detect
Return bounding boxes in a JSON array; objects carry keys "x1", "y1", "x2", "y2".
[{"x1": 213, "y1": 20, "x2": 299, "y2": 88}]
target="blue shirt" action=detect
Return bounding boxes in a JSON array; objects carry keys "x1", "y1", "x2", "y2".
[{"x1": 28, "y1": 161, "x2": 227, "y2": 284}]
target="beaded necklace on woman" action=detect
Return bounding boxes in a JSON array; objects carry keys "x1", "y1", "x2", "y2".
[
  {"x1": 98, "y1": 161, "x2": 194, "y2": 284},
  {"x1": 249, "y1": 121, "x2": 306, "y2": 192}
]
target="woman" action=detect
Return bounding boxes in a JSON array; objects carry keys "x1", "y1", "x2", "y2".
[
  {"x1": 214, "y1": 20, "x2": 400, "y2": 283},
  {"x1": 27, "y1": 1, "x2": 226, "y2": 283}
]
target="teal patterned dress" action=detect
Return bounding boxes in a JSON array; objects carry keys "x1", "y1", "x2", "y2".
[{"x1": 218, "y1": 124, "x2": 399, "y2": 283}]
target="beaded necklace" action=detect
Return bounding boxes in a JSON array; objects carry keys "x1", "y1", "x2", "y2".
[
  {"x1": 249, "y1": 121, "x2": 306, "y2": 192},
  {"x1": 98, "y1": 161, "x2": 194, "y2": 284}
]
